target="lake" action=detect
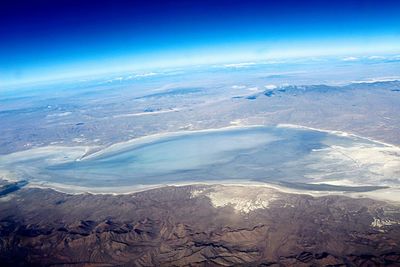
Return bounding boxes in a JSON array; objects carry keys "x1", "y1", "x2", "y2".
[{"x1": 1, "y1": 125, "x2": 399, "y2": 193}]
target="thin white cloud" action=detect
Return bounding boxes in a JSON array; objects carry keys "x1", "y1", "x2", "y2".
[
  {"x1": 368, "y1": 55, "x2": 386, "y2": 60},
  {"x1": 341, "y1": 56, "x2": 358, "y2": 61},
  {"x1": 264, "y1": 84, "x2": 277, "y2": 90},
  {"x1": 247, "y1": 87, "x2": 260, "y2": 92},
  {"x1": 223, "y1": 62, "x2": 257, "y2": 68},
  {"x1": 231, "y1": 85, "x2": 246, "y2": 89},
  {"x1": 134, "y1": 72, "x2": 158, "y2": 78}
]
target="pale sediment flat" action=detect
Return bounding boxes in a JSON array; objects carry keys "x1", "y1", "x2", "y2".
[
  {"x1": 278, "y1": 123, "x2": 400, "y2": 148},
  {"x1": 0, "y1": 124, "x2": 399, "y2": 203},
  {"x1": 112, "y1": 108, "x2": 180, "y2": 118},
  {"x1": 351, "y1": 76, "x2": 400, "y2": 84}
]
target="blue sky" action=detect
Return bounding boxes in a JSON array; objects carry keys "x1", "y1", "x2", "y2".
[{"x1": 1, "y1": 0, "x2": 400, "y2": 85}]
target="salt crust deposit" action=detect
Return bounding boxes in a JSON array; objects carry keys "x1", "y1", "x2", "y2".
[
  {"x1": 371, "y1": 217, "x2": 400, "y2": 228},
  {"x1": 192, "y1": 185, "x2": 277, "y2": 213}
]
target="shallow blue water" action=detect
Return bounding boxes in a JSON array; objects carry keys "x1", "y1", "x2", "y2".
[{"x1": 42, "y1": 126, "x2": 357, "y2": 187}]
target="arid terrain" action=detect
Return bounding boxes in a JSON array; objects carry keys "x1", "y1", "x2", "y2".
[{"x1": 1, "y1": 185, "x2": 400, "y2": 266}]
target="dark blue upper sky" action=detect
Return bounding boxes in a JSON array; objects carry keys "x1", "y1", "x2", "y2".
[{"x1": 1, "y1": 0, "x2": 400, "y2": 85}]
